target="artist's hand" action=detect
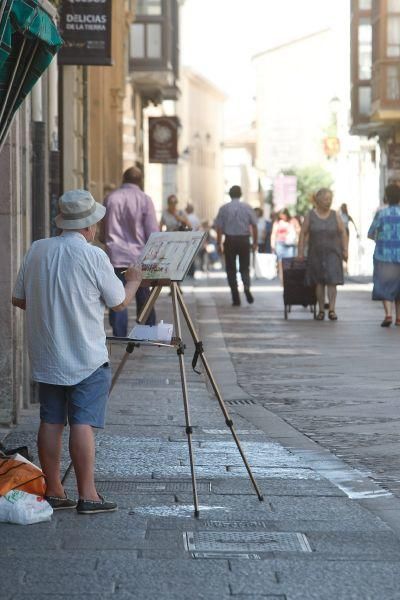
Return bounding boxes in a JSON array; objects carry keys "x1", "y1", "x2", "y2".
[{"x1": 125, "y1": 264, "x2": 143, "y2": 283}]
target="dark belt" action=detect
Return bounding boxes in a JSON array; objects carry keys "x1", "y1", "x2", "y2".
[{"x1": 225, "y1": 234, "x2": 250, "y2": 239}]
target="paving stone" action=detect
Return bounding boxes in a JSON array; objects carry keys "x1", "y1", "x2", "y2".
[
  {"x1": 212, "y1": 478, "x2": 345, "y2": 497},
  {"x1": 60, "y1": 526, "x2": 146, "y2": 550},
  {"x1": 229, "y1": 560, "x2": 400, "y2": 599},
  {"x1": 0, "y1": 523, "x2": 59, "y2": 550},
  {"x1": 306, "y1": 531, "x2": 400, "y2": 559},
  {"x1": 22, "y1": 574, "x2": 114, "y2": 595}
]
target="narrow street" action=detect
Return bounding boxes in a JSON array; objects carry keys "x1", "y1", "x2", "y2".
[
  {"x1": 3, "y1": 278, "x2": 400, "y2": 599},
  {"x1": 213, "y1": 276, "x2": 400, "y2": 499}
]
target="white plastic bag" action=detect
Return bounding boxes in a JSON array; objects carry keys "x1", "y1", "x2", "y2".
[
  {"x1": 255, "y1": 253, "x2": 277, "y2": 280},
  {"x1": 0, "y1": 490, "x2": 53, "y2": 525}
]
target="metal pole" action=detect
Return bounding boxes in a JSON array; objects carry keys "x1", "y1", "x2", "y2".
[
  {"x1": 176, "y1": 285, "x2": 264, "y2": 501},
  {"x1": 171, "y1": 281, "x2": 200, "y2": 517},
  {"x1": 82, "y1": 65, "x2": 89, "y2": 189},
  {"x1": 0, "y1": 0, "x2": 13, "y2": 45}
]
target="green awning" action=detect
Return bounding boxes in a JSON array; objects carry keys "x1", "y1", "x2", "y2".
[{"x1": 0, "y1": 0, "x2": 62, "y2": 150}]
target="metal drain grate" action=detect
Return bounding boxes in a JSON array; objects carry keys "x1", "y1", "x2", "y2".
[
  {"x1": 202, "y1": 520, "x2": 272, "y2": 530},
  {"x1": 184, "y1": 531, "x2": 312, "y2": 554},
  {"x1": 225, "y1": 399, "x2": 257, "y2": 406},
  {"x1": 96, "y1": 480, "x2": 211, "y2": 493},
  {"x1": 191, "y1": 552, "x2": 262, "y2": 560}
]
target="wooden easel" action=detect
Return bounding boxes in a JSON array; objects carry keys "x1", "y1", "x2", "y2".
[
  {"x1": 111, "y1": 280, "x2": 264, "y2": 517},
  {"x1": 63, "y1": 279, "x2": 264, "y2": 516}
]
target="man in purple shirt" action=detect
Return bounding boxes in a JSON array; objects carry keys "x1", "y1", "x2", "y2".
[{"x1": 101, "y1": 167, "x2": 159, "y2": 335}]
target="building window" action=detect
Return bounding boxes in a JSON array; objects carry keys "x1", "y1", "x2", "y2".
[
  {"x1": 359, "y1": 0, "x2": 372, "y2": 8},
  {"x1": 358, "y1": 86, "x2": 372, "y2": 115},
  {"x1": 386, "y1": 64, "x2": 400, "y2": 99},
  {"x1": 136, "y1": 0, "x2": 162, "y2": 16},
  {"x1": 358, "y1": 17, "x2": 372, "y2": 79},
  {"x1": 147, "y1": 23, "x2": 162, "y2": 58},
  {"x1": 388, "y1": 0, "x2": 400, "y2": 11},
  {"x1": 131, "y1": 24, "x2": 145, "y2": 58},
  {"x1": 387, "y1": 15, "x2": 400, "y2": 57},
  {"x1": 130, "y1": 23, "x2": 162, "y2": 60}
]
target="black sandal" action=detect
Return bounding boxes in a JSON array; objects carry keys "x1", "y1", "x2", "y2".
[
  {"x1": 316, "y1": 311, "x2": 325, "y2": 320},
  {"x1": 381, "y1": 316, "x2": 392, "y2": 327},
  {"x1": 328, "y1": 310, "x2": 338, "y2": 321}
]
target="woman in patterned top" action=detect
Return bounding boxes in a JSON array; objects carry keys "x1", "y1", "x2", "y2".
[{"x1": 368, "y1": 184, "x2": 400, "y2": 327}]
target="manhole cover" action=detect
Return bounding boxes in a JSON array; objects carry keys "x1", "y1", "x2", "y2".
[
  {"x1": 225, "y1": 399, "x2": 257, "y2": 406},
  {"x1": 96, "y1": 480, "x2": 211, "y2": 493},
  {"x1": 183, "y1": 531, "x2": 312, "y2": 553}
]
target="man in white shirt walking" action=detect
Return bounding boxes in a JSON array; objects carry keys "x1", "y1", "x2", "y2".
[
  {"x1": 215, "y1": 186, "x2": 258, "y2": 306},
  {"x1": 12, "y1": 190, "x2": 142, "y2": 514}
]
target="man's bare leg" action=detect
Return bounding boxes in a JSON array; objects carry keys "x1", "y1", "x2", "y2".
[
  {"x1": 69, "y1": 424, "x2": 99, "y2": 501},
  {"x1": 37, "y1": 422, "x2": 65, "y2": 497}
]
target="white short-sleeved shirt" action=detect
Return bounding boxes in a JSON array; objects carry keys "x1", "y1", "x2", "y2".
[
  {"x1": 214, "y1": 199, "x2": 257, "y2": 236},
  {"x1": 13, "y1": 232, "x2": 125, "y2": 385}
]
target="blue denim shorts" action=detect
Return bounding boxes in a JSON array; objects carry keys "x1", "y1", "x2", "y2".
[{"x1": 38, "y1": 363, "x2": 112, "y2": 428}]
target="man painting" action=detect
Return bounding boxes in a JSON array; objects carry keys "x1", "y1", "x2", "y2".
[{"x1": 12, "y1": 190, "x2": 142, "y2": 514}]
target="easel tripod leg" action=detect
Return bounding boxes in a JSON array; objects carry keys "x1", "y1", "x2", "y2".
[
  {"x1": 176, "y1": 286, "x2": 264, "y2": 502},
  {"x1": 171, "y1": 282, "x2": 200, "y2": 518}
]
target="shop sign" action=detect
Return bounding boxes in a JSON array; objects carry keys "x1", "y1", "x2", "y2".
[
  {"x1": 58, "y1": 0, "x2": 112, "y2": 66},
  {"x1": 149, "y1": 117, "x2": 179, "y2": 164},
  {"x1": 323, "y1": 137, "x2": 340, "y2": 158},
  {"x1": 273, "y1": 175, "x2": 297, "y2": 210}
]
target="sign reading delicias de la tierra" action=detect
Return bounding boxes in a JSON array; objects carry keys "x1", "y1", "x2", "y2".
[
  {"x1": 149, "y1": 117, "x2": 179, "y2": 164},
  {"x1": 58, "y1": 0, "x2": 112, "y2": 66}
]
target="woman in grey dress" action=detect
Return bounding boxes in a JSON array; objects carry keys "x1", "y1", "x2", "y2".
[{"x1": 298, "y1": 188, "x2": 348, "y2": 320}]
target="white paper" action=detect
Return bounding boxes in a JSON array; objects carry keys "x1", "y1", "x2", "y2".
[
  {"x1": 129, "y1": 321, "x2": 173, "y2": 343},
  {"x1": 140, "y1": 231, "x2": 205, "y2": 281}
]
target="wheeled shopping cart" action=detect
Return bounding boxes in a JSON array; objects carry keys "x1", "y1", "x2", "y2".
[{"x1": 282, "y1": 258, "x2": 317, "y2": 320}]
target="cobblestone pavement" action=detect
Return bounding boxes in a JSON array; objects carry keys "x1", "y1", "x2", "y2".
[
  {"x1": 211, "y1": 275, "x2": 400, "y2": 500},
  {"x1": 2, "y1": 279, "x2": 400, "y2": 599}
]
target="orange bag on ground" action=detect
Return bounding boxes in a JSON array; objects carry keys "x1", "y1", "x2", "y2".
[{"x1": 0, "y1": 454, "x2": 46, "y2": 497}]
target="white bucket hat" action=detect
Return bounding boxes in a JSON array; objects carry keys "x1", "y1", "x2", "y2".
[{"x1": 55, "y1": 189, "x2": 106, "y2": 230}]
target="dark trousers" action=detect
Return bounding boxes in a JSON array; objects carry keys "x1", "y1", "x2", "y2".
[
  {"x1": 224, "y1": 235, "x2": 251, "y2": 301},
  {"x1": 109, "y1": 268, "x2": 156, "y2": 337}
]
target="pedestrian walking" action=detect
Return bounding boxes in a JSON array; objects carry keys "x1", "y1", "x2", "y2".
[
  {"x1": 185, "y1": 203, "x2": 201, "y2": 230},
  {"x1": 368, "y1": 184, "x2": 400, "y2": 327},
  {"x1": 339, "y1": 203, "x2": 358, "y2": 239},
  {"x1": 160, "y1": 194, "x2": 191, "y2": 231},
  {"x1": 254, "y1": 207, "x2": 268, "y2": 254},
  {"x1": 12, "y1": 189, "x2": 143, "y2": 513},
  {"x1": 101, "y1": 166, "x2": 158, "y2": 335},
  {"x1": 215, "y1": 185, "x2": 258, "y2": 306},
  {"x1": 185, "y1": 203, "x2": 201, "y2": 276},
  {"x1": 270, "y1": 209, "x2": 297, "y2": 282},
  {"x1": 298, "y1": 188, "x2": 348, "y2": 321}
]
